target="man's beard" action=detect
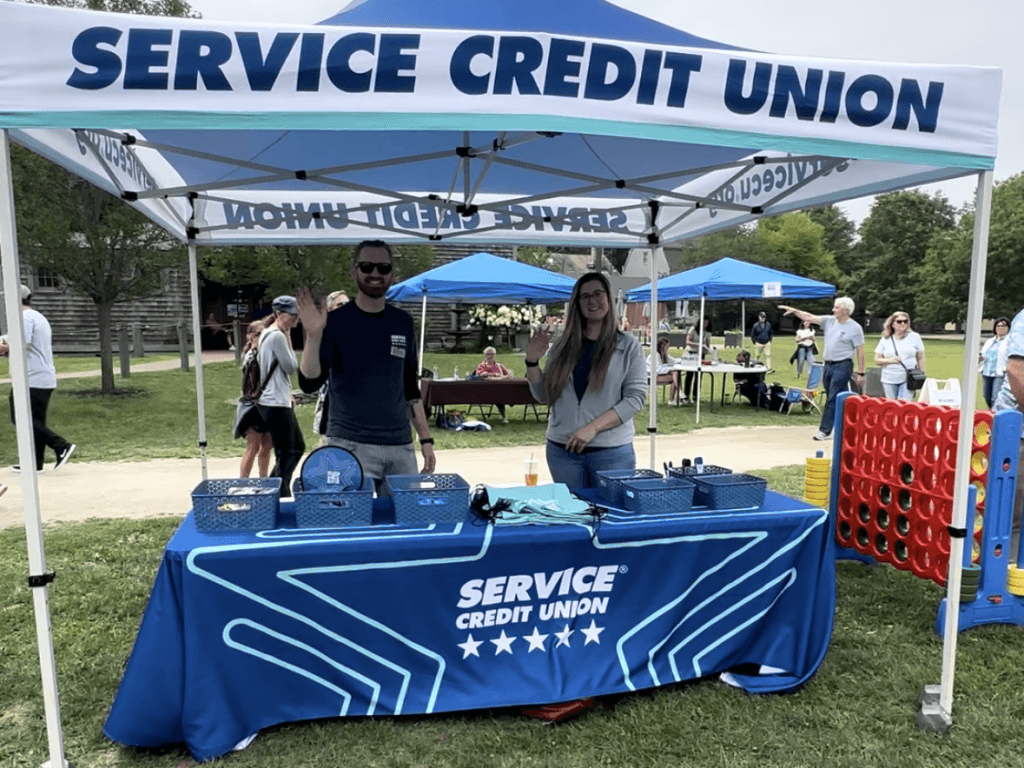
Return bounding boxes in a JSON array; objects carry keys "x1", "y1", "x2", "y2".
[{"x1": 358, "y1": 277, "x2": 389, "y2": 298}]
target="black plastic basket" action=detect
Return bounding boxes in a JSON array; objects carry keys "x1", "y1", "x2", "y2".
[
  {"x1": 667, "y1": 464, "x2": 732, "y2": 479},
  {"x1": 594, "y1": 469, "x2": 663, "y2": 506},
  {"x1": 192, "y1": 477, "x2": 282, "y2": 531},
  {"x1": 295, "y1": 478, "x2": 374, "y2": 528},
  {"x1": 385, "y1": 473, "x2": 471, "y2": 526},
  {"x1": 691, "y1": 473, "x2": 767, "y2": 510},
  {"x1": 620, "y1": 477, "x2": 695, "y2": 514}
]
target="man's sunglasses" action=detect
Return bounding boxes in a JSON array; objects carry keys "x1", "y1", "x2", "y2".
[{"x1": 356, "y1": 261, "x2": 393, "y2": 275}]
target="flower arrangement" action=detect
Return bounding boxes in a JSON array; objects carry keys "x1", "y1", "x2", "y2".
[{"x1": 469, "y1": 304, "x2": 546, "y2": 329}]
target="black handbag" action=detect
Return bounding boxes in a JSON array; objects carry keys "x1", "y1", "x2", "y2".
[{"x1": 892, "y1": 337, "x2": 926, "y2": 391}]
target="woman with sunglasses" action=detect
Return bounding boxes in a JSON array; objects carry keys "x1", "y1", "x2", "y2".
[
  {"x1": 525, "y1": 272, "x2": 647, "y2": 490},
  {"x1": 979, "y1": 317, "x2": 1011, "y2": 408},
  {"x1": 874, "y1": 312, "x2": 926, "y2": 400}
]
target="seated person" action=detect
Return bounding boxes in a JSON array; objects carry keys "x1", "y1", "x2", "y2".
[
  {"x1": 649, "y1": 337, "x2": 680, "y2": 404},
  {"x1": 475, "y1": 346, "x2": 513, "y2": 423}
]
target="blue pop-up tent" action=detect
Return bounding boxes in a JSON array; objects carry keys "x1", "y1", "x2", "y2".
[
  {"x1": 0, "y1": 0, "x2": 1005, "y2": 759},
  {"x1": 388, "y1": 252, "x2": 576, "y2": 304},
  {"x1": 628, "y1": 257, "x2": 836, "y2": 424},
  {"x1": 626, "y1": 257, "x2": 836, "y2": 302},
  {"x1": 387, "y1": 251, "x2": 575, "y2": 362}
]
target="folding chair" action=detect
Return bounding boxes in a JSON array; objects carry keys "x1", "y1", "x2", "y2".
[
  {"x1": 780, "y1": 362, "x2": 824, "y2": 415},
  {"x1": 650, "y1": 373, "x2": 677, "y2": 404}
]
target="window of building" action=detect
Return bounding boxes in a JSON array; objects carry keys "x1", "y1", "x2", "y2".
[{"x1": 35, "y1": 266, "x2": 60, "y2": 290}]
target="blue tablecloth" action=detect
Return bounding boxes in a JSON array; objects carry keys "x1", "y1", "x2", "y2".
[{"x1": 104, "y1": 492, "x2": 834, "y2": 761}]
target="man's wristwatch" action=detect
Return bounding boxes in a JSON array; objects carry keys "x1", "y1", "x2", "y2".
[
  {"x1": 420, "y1": 437, "x2": 434, "y2": 445},
  {"x1": 525, "y1": 360, "x2": 539, "y2": 368},
  {"x1": 856, "y1": 371, "x2": 865, "y2": 376}
]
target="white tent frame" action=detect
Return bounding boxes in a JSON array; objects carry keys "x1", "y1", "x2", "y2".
[{"x1": 0, "y1": 3, "x2": 1001, "y2": 764}]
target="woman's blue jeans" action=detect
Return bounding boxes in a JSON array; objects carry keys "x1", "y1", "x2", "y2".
[
  {"x1": 796, "y1": 346, "x2": 815, "y2": 377},
  {"x1": 882, "y1": 381, "x2": 911, "y2": 401},
  {"x1": 546, "y1": 441, "x2": 636, "y2": 490},
  {"x1": 982, "y1": 375, "x2": 1004, "y2": 408}
]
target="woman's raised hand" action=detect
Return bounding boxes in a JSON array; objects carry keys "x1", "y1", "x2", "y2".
[{"x1": 526, "y1": 323, "x2": 551, "y2": 363}]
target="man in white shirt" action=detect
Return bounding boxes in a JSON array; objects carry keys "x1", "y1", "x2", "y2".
[
  {"x1": 780, "y1": 297, "x2": 865, "y2": 441},
  {"x1": 0, "y1": 285, "x2": 76, "y2": 472}
]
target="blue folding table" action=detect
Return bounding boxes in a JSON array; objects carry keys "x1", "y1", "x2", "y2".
[{"x1": 105, "y1": 492, "x2": 834, "y2": 761}]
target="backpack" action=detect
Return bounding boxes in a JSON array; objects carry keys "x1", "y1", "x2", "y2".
[
  {"x1": 435, "y1": 410, "x2": 466, "y2": 431},
  {"x1": 240, "y1": 333, "x2": 280, "y2": 402}
]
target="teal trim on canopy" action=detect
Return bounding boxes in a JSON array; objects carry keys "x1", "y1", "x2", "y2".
[{"x1": 0, "y1": 112, "x2": 995, "y2": 171}]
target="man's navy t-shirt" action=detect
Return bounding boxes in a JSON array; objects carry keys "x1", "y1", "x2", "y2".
[{"x1": 303, "y1": 302, "x2": 420, "y2": 445}]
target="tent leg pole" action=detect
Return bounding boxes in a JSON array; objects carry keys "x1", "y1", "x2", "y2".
[
  {"x1": 419, "y1": 294, "x2": 427, "y2": 377},
  {"x1": 648, "y1": 248, "x2": 658, "y2": 470},
  {"x1": 741, "y1": 300, "x2": 746, "y2": 350},
  {"x1": 923, "y1": 169, "x2": 994, "y2": 732},
  {"x1": 187, "y1": 238, "x2": 208, "y2": 480},
  {"x1": 0, "y1": 130, "x2": 70, "y2": 768},
  {"x1": 696, "y1": 296, "x2": 705, "y2": 425}
]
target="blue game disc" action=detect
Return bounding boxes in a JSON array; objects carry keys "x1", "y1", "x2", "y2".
[{"x1": 299, "y1": 446, "x2": 364, "y2": 492}]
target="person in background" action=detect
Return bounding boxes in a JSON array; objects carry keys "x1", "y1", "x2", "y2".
[
  {"x1": 297, "y1": 240, "x2": 435, "y2": 490},
  {"x1": 475, "y1": 346, "x2": 513, "y2": 424},
  {"x1": 0, "y1": 285, "x2": 76, "y2": 474},
  {"x1": 234, "y1": 315, "x2": 275, "y2": 477},
  {"x1": 780, "y1": 297, "x2": 864, "y2": 441},
  {"x1": 682, "y1": 317, "x2": 711, "y2": 405},
  {"x1": 750, "y1": 311, "x2": 773, "y2": 370},
  {"x1": 874, "y1": 311, "x2": 926, "y2": 401},
  {"x1": 980, "y1": 317, "x2": 1010, "y2": 409},
  {"x1": 313, "y1": 290, "x2": 350, "y2": 443},
  {"x1": 203, "y1": 311, "x2": 234, "y2": 351},
  {"x1": 525, "y1": 272, "x2": 646, "y2": 490},
  {"x1": 793, "y1": 319, "x2": 817, "y2": 377},
  {"x1": 257, "y1": 296, "x2": 305, "y2": 495},
  {"x1": 993, "y1": 308, "x2": 1024, "y2": 562},
  {"x1": 650, "y1": 337, "x2": 680, "y2": 405}
]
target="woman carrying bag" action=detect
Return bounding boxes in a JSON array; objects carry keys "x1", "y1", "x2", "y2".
[{"x1": 874, "y1": 311, "x2": 926, "y2": 400}]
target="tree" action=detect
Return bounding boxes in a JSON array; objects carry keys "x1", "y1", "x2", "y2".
[
  {"x1": 14, "y1": 164, "x2": 186, "y2": 392},
  {"x1": 10, "y1": 0, "x2": 201, "y2": 392},
  {"x1": 850, "y1": 190, "x2": 956, "y2": 319},
  {"x1": 199, "y1": 243, "x2": 436, "y2": 305},
  {"x1": 39, "y1": 0, "x2": 198, "y2": 16},
  {"x1": 751, "y1": 212, "x2": 843, "y2": 287},
  {"x1": 672, "y1": 225, "x2": 768, "y2": 272},
  {"x1": 916, "y1": 173, "x2": 1024, "y2": 323},
  {"x1": 805, "y1": 205, "x2": 856, "y2": 281}
]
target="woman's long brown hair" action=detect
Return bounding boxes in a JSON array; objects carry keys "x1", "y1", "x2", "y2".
[{"x1": 544, "y1": 272, "x2": 620, "y2": 404}]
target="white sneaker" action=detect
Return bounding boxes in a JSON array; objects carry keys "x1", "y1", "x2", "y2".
[
  {"x1": 54, "y1": 444, "x2": 76, "y2": 471},
  {"x1": 812, "y1": 431, "x2": 832, "y2": 441}
]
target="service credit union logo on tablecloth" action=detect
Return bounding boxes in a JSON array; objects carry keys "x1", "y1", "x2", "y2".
[{"x1": 454, "y1": 565, "x2": 620, "y2": 658}]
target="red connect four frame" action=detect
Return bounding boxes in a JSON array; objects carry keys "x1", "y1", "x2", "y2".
[{"x1": 834, "y1": 396, "x2": 992, "y2": 587}]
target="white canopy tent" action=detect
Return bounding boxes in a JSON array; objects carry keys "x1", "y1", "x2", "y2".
[{"x1": 0, "y1": 0, "x2": 1002, "y2": 763}]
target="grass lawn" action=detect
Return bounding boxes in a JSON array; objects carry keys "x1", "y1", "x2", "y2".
[
  {"x1": 3, "y1": 464, "x2": 1023, "y2": 768},
  {"x1": 0, "y1": 353, "x2": 181, "y2": 379},
  {"x1": 0, "y1": 335, "x2": 977, "y2": 465},
  {"x1": 3, "y1": 335, "x2": 1018, "y2": 768}
]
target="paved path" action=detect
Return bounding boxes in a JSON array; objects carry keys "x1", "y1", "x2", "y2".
[
  {"x1": 0, "y1": 425, "x2": 823, "y2": 529},
  {"x1": 0, "y1": 350, "x2": 238, "y2": 385}
]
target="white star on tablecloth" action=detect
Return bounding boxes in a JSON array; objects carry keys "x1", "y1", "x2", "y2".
[
  {"x1": 524, "y1": 626, "x2": 548, "y2": 652},
  {"x1": 458, "y1": 633, "x2": 483, "y2": 659},
  {"x1": 491, "y1": 629, "x2": 517, "y2": 655},
  {"x1": 489, "y1": 630, "x2": 516, "y2": 655},
  {"x1": 581, "y1": 619, "x2": 604, "y2": 645},
  {"x1": 554, "y1": 624, "x2": 574, "y2": 648}
]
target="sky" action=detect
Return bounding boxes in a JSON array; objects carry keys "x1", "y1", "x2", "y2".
[{"x1": 184, "y1": 0, "x2": 1023, "y2": 226}]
